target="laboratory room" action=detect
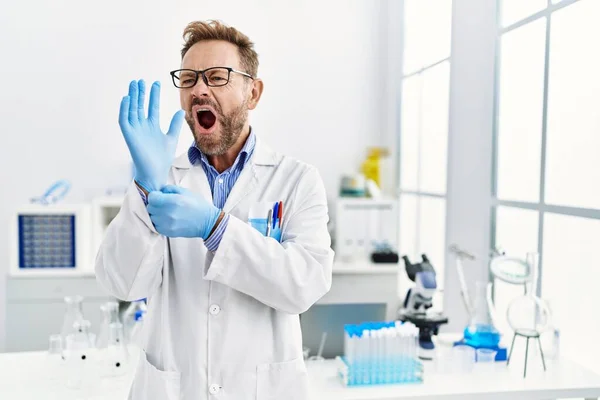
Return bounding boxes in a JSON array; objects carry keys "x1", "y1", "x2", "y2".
[{"x1": 2, "y1": 0, "x2": 600, "y2": 399}]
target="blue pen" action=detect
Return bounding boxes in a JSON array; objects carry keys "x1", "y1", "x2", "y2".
[{"x1": 272, "y1": 202, "x2": 279, "y2": 229}]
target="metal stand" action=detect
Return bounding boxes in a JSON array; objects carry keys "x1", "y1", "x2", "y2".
[{"x1": 506, "y1": 329, "x2": 546, "y2": 378}]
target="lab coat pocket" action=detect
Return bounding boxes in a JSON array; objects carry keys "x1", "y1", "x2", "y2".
[
  {"x1": 128, "y1": 350, "x2": 181, "y2": 400},
  {"x1": 248, "y1": 201, "x2": 283, "y2": 242},
  {"x1": 256, "y1": 357, "x2": 309, "y2": 400},
  {"x1": 248, "y1": 218, "x2": 283, "y2": 242}
]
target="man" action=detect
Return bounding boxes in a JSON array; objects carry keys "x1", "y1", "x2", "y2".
[{"x1": 95, "y1": 20, "x2": 334, "y2": 400}]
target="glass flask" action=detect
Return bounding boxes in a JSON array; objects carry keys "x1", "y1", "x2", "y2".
[
  {"x1": 64, "y1": 320, "x2": 97, "y2": 389},
  {"x1": 61, "y1": 295, "x2": 85, "y2": 348},
  {"x1": 101, "y1": 322, "x2": 129, "y2": 377},
  {"x1": 463, "y1": 281, "x2": 501, "y2": 348},
  {"x1": 96, "y1": 302, "x2": 120, "y2": 350}
]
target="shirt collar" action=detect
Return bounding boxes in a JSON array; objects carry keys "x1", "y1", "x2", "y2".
[{"x1": 188, "y1": 127, "x2": 256, "y2": 172}]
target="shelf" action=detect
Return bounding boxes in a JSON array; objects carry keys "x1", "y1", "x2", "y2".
[{"x1": 332, "y1": 260, "x2": 399, "y2": 274}]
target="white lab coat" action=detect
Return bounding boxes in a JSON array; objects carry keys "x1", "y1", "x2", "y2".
[{"x1": 95, "y1": 136, "x2": 334, "y2": 400}]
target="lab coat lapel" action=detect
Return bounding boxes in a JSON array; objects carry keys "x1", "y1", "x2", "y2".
[
  {"x1": 172, "y1": 154, "x2": 213, "y2": 203},
  {"x1": 222, "y1": 137, "x2": 278, "y2": 213}
]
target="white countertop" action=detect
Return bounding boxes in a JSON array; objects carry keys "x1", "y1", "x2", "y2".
[
  {"x1": 308, "y1": 358, "x2": 600, "y2": 400},
  {"x1": 2, "y1": 349, "x2": 600, "y2": 400}
]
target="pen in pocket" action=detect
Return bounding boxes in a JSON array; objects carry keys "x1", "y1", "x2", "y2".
[{"x1": 266, "y1": 209, "x2": 273, "y2": 237}]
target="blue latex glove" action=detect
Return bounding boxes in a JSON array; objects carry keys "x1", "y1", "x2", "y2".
[
  {"x1": 119, "y1": 79, "x2": 185, "y2": 193},
  {"x1": 147, "y1": 185, "x2": 222, "y2": 239}
]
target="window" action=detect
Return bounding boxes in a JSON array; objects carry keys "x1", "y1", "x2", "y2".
[
  {"x1": 399, "y1": 0, "x2": 452, "y2": 309},
  {"x1": 493, "y1": 0, "x2": 600, "y2": 373}
]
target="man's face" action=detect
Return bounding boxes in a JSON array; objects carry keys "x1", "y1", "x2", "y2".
[{"x1": 179, "y1": 40, "x2": 255, "y2": 156}]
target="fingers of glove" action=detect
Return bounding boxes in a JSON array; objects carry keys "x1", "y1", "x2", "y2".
[
  {"x1": 148, "y1": 82, "x2": 161, "y2": 124},
  {"x1": 119, "y1": 96, "x2": 131, "y2": 136},
  {"x1": 166, "y1": 110, "x2": 185, "y2": 140},
  {"x1": 128, "y1": 80, "x2": 139, "y2": 125},
  {"x1": 137, "y1": 80, "x2": 147, "y2": 124}
]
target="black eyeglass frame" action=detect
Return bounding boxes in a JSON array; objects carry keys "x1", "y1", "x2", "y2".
[{"x1": 169, "y1": 67, "x2": 254, "y2": 88}]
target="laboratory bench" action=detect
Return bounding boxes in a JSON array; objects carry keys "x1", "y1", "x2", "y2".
[{"x1": 1, "y1": 349, "x2": 600, "y2": 400}]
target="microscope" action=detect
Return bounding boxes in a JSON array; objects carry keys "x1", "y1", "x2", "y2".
[{"x1": 398, "y1": 254, "x2": 448, "y2": 360}]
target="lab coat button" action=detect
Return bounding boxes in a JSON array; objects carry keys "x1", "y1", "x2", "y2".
[
  {"x1": 209, "y1": 384, "x2": 221, "y2": 395},
  {"x1": 209, "y1": 304, "x2": 221, "y2": 315}
]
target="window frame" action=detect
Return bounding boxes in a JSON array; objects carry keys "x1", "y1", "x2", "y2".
[{"x1": 490, "y1": 0, "x2": 594, "y2": 297}]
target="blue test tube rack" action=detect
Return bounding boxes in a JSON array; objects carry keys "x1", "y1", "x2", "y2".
[{"x1": 337, "y1": 321, "x2": 424, "y2": 386}]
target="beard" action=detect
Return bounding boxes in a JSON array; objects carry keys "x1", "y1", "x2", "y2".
[{"x1": 186, "y1": 97, "x2": 248, "y2": 156}]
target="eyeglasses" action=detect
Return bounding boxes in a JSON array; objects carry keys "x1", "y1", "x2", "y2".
[{"x1": 169, "y1": 67, "x2": 254, "y2": 88}]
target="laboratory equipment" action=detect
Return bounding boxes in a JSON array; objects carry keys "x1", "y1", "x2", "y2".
[
  {"x1": 370, "y1": 241, "x2": 399, "y2": 264},
  {"x1": 334, "y1": 197, "x2": 399, "y2": 263},
  {"x1": 45, "y1": 334, "x2": 67, "y2": 384},
  {"x1": 308, "y1": 332, "x2": 327, "y2": 362},
  {"x1": 476, "y1": 348, "x2": 497, "y2": 363},
  {"x1": 398, "y1": 255, "x2": 448, "y2": 360},
  {"x1": 64, "y1": 320, "x2": 97, "y2": 389},
  {"x1": 360, "y1": 147, "x2": 388, "y2": 188},
  {"x1": 5, "y1": 276, "x2": 112, "y2": 352},
  {"x1": 505, "y1": 252, "x2": 550, "y2": 378},
  {"x1": 61, "y1": 295, "x2": 86, "y2": 349},
  {"x1": 100, "y1": 322, "x2": 129, "y2": 377},
  {"x1": 338, "y1": 321, "x2": 423, "y2": 386},
  {"x1": 453, "y1": 345, "x2": 476, "y2": 373},
  {"x1": 10, "y1": 203, "x2": 93, "y2": 277},
  {"x1": 449, "y1": 245, "x2": 505, "y2": 360},
  {"x1": 96, "y1": 301, "x2": 121, "y2": 350},
  {"x1": 339, "y1": 174, "x2": 366, "y2": 197}
]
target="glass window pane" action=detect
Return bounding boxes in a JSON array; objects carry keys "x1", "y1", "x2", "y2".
[
  {"x1": 400, "y1": 75, "x2": 421, "y2": 191},
  {"x1": 542, "y1": 213, "x2": 600, "y2": 375},
  {"x1": 500, "y1": 0, "x2": 547, "y2": 27},
  {"x1": 418, "y1": 196, "x2": 446, "y2": 290},
  {"x1": 400, "y1": 193, "x2": 419, "y2": 262},
  {"x1": 399, "y1": 193, "x2": 419, "y2": 300},
  {"x1": 419, "y1": 61, "x2": 450, "y2": 195},
  {"x1": 545, "y1": 0, "x2": 600, "y2": 210},
  {"x1": 495, "y1": 206, "x2": 540, "y2": 259},
  {"x1": 496, "y1": 19, "x2": 546, "y2": 202},
  {"x1": 493, "y1": 206, "x2": 539, "y2": 333},
  {"x1": 403, "y1": 0, "x2": 452, "y2": 75}
]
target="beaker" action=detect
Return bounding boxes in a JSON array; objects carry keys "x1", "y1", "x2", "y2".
[
  {"x1": 96, "y1": 302, "x2": 120, "y2": 350},
  {"x1": 64, "y1": 320, "x2": 97, "y2": 389},
  {"x1": 45, "y1": 334, "x2": 66, "y2": 383},
  {"x1": 464, "y1": 281, "x2": 500, "y2": 348},
  {"x1": 101, "y1": 322, "x2": 129, "y2": 377},
  {"x1": 61, "y1": 295, "x2": 85, "y2": 348}
]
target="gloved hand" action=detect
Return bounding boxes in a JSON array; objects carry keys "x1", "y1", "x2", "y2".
[
  {"x1": 119, "y1": 79, "x2": 185, "y2": 193},
  {"x1": 147, "y1": 185, "x2": 223, "y2": 239}
]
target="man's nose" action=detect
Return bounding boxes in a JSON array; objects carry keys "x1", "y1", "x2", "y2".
[{"x1": 191, "y1": 75, "x2": 210, "y2": 97}]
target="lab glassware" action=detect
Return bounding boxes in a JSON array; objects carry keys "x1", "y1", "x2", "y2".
[
  {"x1": 46, "y1": 334, "x2": 66, "y2": 384},
  {"x1": 453, "y1": 345, "x2": 475, "y2": 373},
  {"x1": 96, "y1": 302, "x2": 120, "y2": 350},
  {"x1": 64, "y1": 320, "x2": 97, "y2": 390},
  {"x1": 463, "y1": 281, "x2": 501, "y2": 348},
  {"x1": 101, "y1": 322, "x2": 129, "y2": 377},
  {"x1": 61, "y1": 295, "x2": 85, "y2": 349}
]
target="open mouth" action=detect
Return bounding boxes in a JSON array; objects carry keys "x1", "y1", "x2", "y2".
[{"x1": 196, "y1": 109, "x2": 217, "y2": 130}]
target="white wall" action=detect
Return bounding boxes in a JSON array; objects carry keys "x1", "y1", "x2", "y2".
[{"x1": 0, "y1": 0, "x2": 389, "y2": 350}]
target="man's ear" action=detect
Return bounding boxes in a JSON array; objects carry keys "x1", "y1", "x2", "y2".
[{"x1": 247, "y1": 79, "x2": 264, "y2": 110}]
